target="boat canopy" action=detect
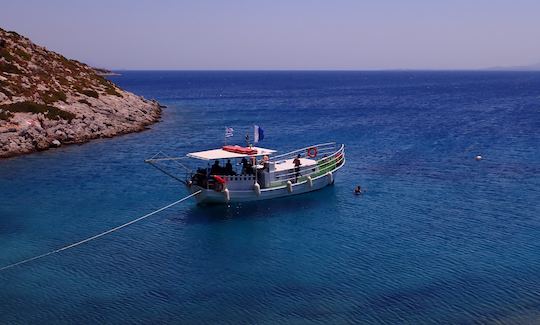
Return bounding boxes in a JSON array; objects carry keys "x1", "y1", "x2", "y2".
[{"x1": 186, "y1": 146, "x2": 276, "y2": 161}]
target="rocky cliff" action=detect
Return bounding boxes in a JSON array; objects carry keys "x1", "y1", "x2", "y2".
[{"x1": 0, "y1": 28, "x2": 161, "y2": 158}]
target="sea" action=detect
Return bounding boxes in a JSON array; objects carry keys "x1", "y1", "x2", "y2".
[{"x1": 1, "y1": 71, "x2": 539, "y2": 323}]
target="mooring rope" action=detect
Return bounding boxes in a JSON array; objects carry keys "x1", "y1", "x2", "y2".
[{"x1": 0, "y1": 190, "x2": 201, "y2": 271}]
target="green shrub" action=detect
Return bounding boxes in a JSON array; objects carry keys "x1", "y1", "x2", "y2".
[
  {"x1": 0, "y1": 109, "x2": 13, "y2": 121},
  {"x1": 95, "y1": 75, "x2": 111, "y2": 86},
  {"x1": 0, "y1": 86, "x2": 12, "y2": 98},
  {"x1": 105, "y1": 86, "x2": 123, "y2": 97},
  {"x1": 57, "y1": 56, "x2": 84, "y2": 74},
  {"x1": 14, "y1": 48, "x2": 31, "y2": 61},
  {"x1": 0, "y1": 48, "x2": 14, "y2": 61},
  {"x1": 78, "y1": 99, "x2": 91, "y2": 106},
  {"x1": 57, "y1": 76, "x2": 69, "y2": 86},
  {"x1": 42, "y1": 91, "x2": 67, "y2": 104},
  {"x1": 93, "y1": 76, "x2": 123, "y2": 97},
  {"x1": 80, "y1": 89, "x2": 99, "y2": 98},
  {"x1": 0, "y1": 61, "x2": 20, "y2": 74},
  {"x1": 1, "y1": 101, "x2": 75, "y2": 121}
]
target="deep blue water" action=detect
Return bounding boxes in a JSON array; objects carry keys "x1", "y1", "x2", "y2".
[{"x1": 1, "y1": 71, "x2": 540, "y2": 323}]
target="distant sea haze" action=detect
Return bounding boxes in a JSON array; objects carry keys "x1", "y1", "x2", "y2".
[{"x1": 486, "y1": 62, "x2": 540, "y2": 71}]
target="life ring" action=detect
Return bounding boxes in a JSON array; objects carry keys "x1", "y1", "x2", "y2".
[{"x1": 307, "y1": 147, "x2": 318, "y2": 158}]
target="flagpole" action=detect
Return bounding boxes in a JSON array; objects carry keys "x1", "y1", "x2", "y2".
[{"x1": 225, "y1": 127, "x2": 234, "y2": 145}]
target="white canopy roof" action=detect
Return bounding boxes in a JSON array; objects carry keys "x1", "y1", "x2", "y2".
[{"x1": 187, "y1": 146, "x2": 276, "y2": 161}]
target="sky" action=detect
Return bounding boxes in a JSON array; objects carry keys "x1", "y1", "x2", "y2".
[{"x1": 1, "y1": 0, "x2": 539, "y2": 70}]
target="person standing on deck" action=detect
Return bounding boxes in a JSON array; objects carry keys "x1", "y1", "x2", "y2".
[{"x1": 293, "y1": 154, "x2": 301, "y2": 183}]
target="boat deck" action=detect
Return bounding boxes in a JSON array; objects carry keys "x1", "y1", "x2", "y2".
[{"x1": 273, "y1": 157, "x2": 317, "y2": 171}]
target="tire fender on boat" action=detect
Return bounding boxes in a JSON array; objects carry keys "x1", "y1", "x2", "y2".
[
  {"x1": 253, "y1": 182, "x2": 261, "y2": 196},
  {"x1": 307, "y1": 176, "x2": 313, "y2": 188},
  {"x1": 223, "y1": 188, "x2": 230, "y2": 202},
  {"x1": 326, "y1": 171, "x2": 333, "y2": 184},
  {"x1": 286, "y1": 181, "x2": 293, "y2": 193}
]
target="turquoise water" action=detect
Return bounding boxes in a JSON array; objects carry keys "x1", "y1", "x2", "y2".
[{"x1": 1, "y1": 71, "x2": 539, "y2": 323}]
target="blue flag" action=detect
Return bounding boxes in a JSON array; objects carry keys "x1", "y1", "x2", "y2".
[{"x1": 254, "y1": 125, "x2": 264, "y2": 143}]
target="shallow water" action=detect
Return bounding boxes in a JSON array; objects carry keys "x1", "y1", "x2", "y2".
[{"x1": 1, "y1": 71, "x2": 539, "y2": 323}]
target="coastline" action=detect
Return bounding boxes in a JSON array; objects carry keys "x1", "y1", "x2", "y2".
[
  {"x1": 0, "y1": 95, "x2": 162, "y2": 159},
  {"x1": 0, "y1": 28, "x2": 162, "y2": 159}
]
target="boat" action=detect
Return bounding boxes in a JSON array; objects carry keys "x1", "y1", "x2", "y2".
[{"x1": 145, "y1": 142, "x2": 345, "y2": 204}]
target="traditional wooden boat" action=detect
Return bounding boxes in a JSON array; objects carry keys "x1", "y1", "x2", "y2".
[{"x1": 146, "y1": 142, "x2": 345, "y2": 204}]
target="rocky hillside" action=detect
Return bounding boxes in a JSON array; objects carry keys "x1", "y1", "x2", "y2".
[{"x1": 0, "y1": 28, "x2": 161, "y2": 158}]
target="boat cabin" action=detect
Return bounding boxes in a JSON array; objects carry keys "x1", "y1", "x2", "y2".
[
  {"x1": 186, "y1": 145, "x2": 326, "y2": 191},
  {"x1": 187, "y1": 146, "x2": 275, "y2": 190}
]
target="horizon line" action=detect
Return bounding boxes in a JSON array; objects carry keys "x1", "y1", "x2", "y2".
[{"x1": 104, "y1": 68, "x2": 540, "y2": 72}]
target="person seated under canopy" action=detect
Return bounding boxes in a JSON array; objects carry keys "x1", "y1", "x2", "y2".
[
  {"x1": 224, "y1": 159, "x2": 236, "y2": 175},
  {"x1": 241, "y1": 157, "x2": 253, "y2": 175},
  {"x1": 210, "y1": 160, "x2": 221, "y2": 175}
]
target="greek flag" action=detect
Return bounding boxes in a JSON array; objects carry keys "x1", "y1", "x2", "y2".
[
  {"x1": 225, "y1": 127, "x2": 234, "y2": 138},
  {"x1": 254, "y1": 125, "x2": 264, "y2": 143}
]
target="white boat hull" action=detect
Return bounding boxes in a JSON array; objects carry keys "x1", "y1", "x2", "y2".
[{"x1": 189, "y1": 169, "x2": 341, "y2": 204}]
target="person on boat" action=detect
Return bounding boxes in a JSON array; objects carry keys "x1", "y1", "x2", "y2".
[
  {"x1": 225, "y1": 159, "x2": 236, "y2": 175},
  {"x1": 262, "y1": 155, "x2": 270, "y2": 171},
  {"x1": 293, "y1": 154, "x2": 301, "y2": 182},
  {"x1": 241, "y1": 157, "x2": 249, "y2": 174},
  {"x1": 192, "y1": 168, "x2": 207, "y2": 187},
  {"x1": 249, "y1": 156, "x2": 257, "y2": 175},
  {"x1": 354, "y1": 185, "x2": 363, "y2": 195},
  {"x1": 210, "y1": 160, "x2": 221, "y2": 175}
]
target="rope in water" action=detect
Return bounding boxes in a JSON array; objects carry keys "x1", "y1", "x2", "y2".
[{"x1": 0, "y1": 190, "x2": 201, "y2": 271}]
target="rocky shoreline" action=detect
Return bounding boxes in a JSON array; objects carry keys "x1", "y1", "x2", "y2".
[
  {"x1": 0, "y1": 96, "x2": 161, "y2": 158},
  {"x1": 0, "y1": 28, "x2": 162, "y2": 158}
]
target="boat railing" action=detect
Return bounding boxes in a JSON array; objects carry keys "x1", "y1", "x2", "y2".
[
  {"x1": 269, "y1": 142, "x2": 338, "y2": 162},
  {"x1": 266, "y1": 144, "x2": 345, "y2": 185}
]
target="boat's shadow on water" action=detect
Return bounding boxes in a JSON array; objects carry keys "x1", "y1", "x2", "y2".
[{"x1": 167, "y1": 185, "x2": 338, "y2": 224}]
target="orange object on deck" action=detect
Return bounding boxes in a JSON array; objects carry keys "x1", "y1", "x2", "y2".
[{"x1": 222, "y1": 145, "x2": 258, "y2": 155}]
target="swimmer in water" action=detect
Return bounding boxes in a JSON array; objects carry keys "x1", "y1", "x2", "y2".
[{"x1": 354, "y1": 185, "x2": 363, "y2": 195}]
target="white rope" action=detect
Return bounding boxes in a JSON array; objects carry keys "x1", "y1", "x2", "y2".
[{"x1": 0, "y1": 190, "x2": 201, "y2": 271}]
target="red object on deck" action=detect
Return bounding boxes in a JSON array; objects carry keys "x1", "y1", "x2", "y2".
[
  {"x1": 222, "y1": 145, "x2": 258, "y2": 155},
  {"x1": 307, "y1": 147, "x2": 318, "y2": 158},
  {"x1": 213, "y1": 175, "x2": 226, "y2": 184}
]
